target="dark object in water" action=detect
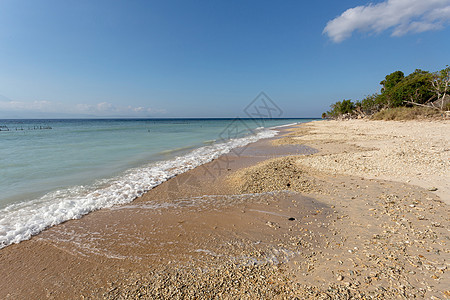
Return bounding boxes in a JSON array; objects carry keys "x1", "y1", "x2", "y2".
[{"x1": 288, "y1": 217, "x2": 295, "y2": 221}]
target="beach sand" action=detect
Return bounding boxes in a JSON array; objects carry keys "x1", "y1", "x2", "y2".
[{"x1": 0, "y1": 120, "x2": 448, "y2": 299}]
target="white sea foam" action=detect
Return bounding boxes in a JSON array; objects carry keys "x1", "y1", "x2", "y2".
[
  {"x1": 0, "y1": 128, "x2": 278, "y2": 249},
  {"x1": 270, "y1": 122, "x2": 299, "y2": 129}
]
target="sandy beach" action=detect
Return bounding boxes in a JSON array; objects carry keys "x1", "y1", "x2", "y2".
[{"x1": 0, "y1": 119, "x2": 448, "y2": 299}]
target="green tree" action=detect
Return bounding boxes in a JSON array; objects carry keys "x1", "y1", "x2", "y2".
[
  {"x1": 326, "y1": 99, "x2": 355, "y2": 117},
  {"x1": 380, "y1": 71, "x2": 404, "y2": 93},
  {"x1": 355, "y1": 93, "x2": 382, "y2": 114},
  {"x1": 339, "y1": 99, "x2": 355, "y2": 114},
  {"x1": 381, "y1": 69, "x2": 433, "y2": 107}
]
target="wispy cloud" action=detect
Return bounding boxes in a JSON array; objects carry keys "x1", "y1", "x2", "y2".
[
  {"x1": 73, "y1": 102, "x2": 165, "y2": 116},
  {"x1": 0, "y1": 99, "x2": 165, "y2": 117},
  {"x1": 324, "y1": 0, "x2": 450, "y2": 43}
]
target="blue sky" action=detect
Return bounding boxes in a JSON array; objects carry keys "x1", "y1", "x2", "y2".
[{"x1": 0, "y1": 0, "x2": 449, "y2": 118}]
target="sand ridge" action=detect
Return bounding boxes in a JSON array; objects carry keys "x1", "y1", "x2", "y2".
[{"x1": 228, "y1": 156, "x2": 316, "y2": 194}]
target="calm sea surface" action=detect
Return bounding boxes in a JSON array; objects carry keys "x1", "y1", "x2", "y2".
[{"x1": 0, "y1": 118, "x2": 315, "y2": 248}]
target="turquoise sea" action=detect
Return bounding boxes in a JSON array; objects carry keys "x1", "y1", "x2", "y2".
[{"x1": 0, "y1": 118, "x2": 315, "y2": 248}]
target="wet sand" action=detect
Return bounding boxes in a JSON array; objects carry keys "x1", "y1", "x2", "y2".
[{"x1": 0, "y1": 121, "x2": 449, "y2": 299}]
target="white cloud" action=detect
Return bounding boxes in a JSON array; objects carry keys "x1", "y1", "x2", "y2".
[
  {"x1": 0, "y1": 99, "x2": 164, "y2": 117},
  {"x1": 0, "y1": 100, "x2": 60, "y2": 112},
  {"x1": 324, "y1": 0, "x2": 450, "y2": 42},
  {"x1": 96, "y1": 102, "x2": 116, "y2": 113}
]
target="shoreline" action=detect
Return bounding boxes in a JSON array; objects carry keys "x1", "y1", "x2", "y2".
[
  {"x1": 1, "y1": 120, "x2": 449, "y2": 298},
  {"x1": 0, "y1": 120, "x2": 293, "y2": 250}
]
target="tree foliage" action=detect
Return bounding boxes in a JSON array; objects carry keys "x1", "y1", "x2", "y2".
[
  {"x1": 326, "y1": 99, "x2": 355, "y2": 117},
  {"x1": 355, "y1": 93, "x2": 382, "y2": 114},
  {"x1": 382, "y1": 69, "x2": 433, "y2": 107},
  {"x1": 324, "y1": 66, "x2": 449, "y2": 118},
  {"x1": 380, "y1": 71, "x2": 404, "y2": 93}
]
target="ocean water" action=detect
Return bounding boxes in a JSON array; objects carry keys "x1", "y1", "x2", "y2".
[{"x1": 0, "y1": 118, "x2": 314, "y2": 248}]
